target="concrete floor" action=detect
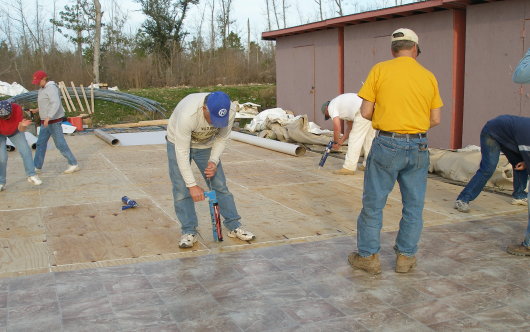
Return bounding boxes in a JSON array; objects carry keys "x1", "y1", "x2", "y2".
[{"x1": 0, "y1": 132, "x2": 529, "y2": 331}]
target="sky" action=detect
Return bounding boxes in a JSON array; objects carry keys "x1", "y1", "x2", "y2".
[{"x1": 0, "y1": 0, "x2": 418, "y2": 46}]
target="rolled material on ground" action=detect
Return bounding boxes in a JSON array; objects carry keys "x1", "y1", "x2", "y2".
[
  {"x1": 95, "y1": 129, "x2": 120, "y2": 146},
  {"x1": 6, "y1": 132, "x2": 37, "y2": 151},
  {"x1": 230, "y1": 131, "x2": 306, "y2": 156},
  {"x1": 24, "y1": 132, "x2": 37, "y2": 150}
]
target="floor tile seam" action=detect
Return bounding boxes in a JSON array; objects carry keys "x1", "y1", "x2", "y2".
[{"x1": 49, "y1": 250, "x2": 212, "y2": 272}]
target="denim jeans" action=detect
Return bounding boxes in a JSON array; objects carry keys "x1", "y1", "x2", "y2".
[
  {"x1": 457, "y1": 129, "x2": 527, "y2": 203},
  {"x1": 0, "y1": 131, "x2": 36, "y2": 185},
  {"x1": 34, "y1": 122, "x2": 77, "y2": 169},
  {"x1": 357, "y1": 134, "x2": 429, "y2": 257},
  {"x1": 166, "y1": 140, "x2": 241, "y2": 235}
]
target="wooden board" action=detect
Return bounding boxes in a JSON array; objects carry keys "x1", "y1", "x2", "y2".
[{"x1": 0, "y1": 134, "x2": 527, "y2": 278}]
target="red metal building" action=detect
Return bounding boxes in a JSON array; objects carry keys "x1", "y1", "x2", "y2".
[{"x1": 262, "y1": 0, "x2": 530, "y2": 149}]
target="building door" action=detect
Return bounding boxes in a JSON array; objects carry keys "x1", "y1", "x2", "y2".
[{"x1": 277, "y1": 44, "x2": 315, "y2": 121}]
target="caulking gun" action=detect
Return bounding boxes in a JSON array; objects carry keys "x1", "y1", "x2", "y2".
[
  {"x1": 318, "y1": 140, "x2": 335, "y2": 168},
  {"x1": 205, "y1": 179, "x2": 223, "y2": 241}
]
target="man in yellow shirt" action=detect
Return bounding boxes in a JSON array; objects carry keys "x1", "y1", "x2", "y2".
[{"x1": 348, "y1": 28, "x2": 443, "y2": 274}]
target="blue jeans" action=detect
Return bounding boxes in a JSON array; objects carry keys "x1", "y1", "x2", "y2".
[
  {"x1": 357, "y1": 134, "x2": 429, "y2": 257},
  {"x1": 34, "y1": 122, "x2": 77, "y2": 169},
  {"x1": 457, "y1": 129, "x2": 527, "y2": 202},
  {"x1": 0, "y1": 131, "x2": 36, "y2": 185},
  {"x1": 166, "y1": 140, "x2": 241, "y2": 235}
]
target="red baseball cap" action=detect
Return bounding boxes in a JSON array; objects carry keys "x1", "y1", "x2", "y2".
[{"x1": 32, "y1": 70, "x2": 48, "y2": 84}]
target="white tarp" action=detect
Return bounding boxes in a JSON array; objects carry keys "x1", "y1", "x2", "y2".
[
  {"x1": 244, "y1": 108, "x2": 298, "y2": 132},
  {"x1": 0, "y1": 81, "x2": 28, "y2": 96},
  {"x1": 429, "y1": 148, "x2": 516, "y2": 191}
]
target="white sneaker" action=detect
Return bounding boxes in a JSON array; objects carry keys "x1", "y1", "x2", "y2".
[
  {"x1": 27, "y1": 175, "x2": 42, "y2": 186},
  {"x1": 228, "y1": 227, "x2": 256, "y2": 241},
  {"x1": 35, "y1": 168, "x2": 41, "y2": 174},
  {"x1": 511, "y1": 198, "x2": 528, "y2": 206},
  {"x1": 0, "y1": 184, "x2": 4, "y2": 191},
  {"x1": 179, "y1": 234, "x2": 198, "y2": 248},
  {"x1": 64, "y1": 164, "x2": 80, "y2": 174},
  {"x1": 454, "y1": 200, "x2": 470, "y2": 213}
]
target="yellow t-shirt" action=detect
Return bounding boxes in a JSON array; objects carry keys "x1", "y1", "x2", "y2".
[{"x1": 358, "y1": 56, "x2": 443, "y2": 134}]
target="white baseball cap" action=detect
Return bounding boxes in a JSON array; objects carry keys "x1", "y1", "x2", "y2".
[{"x1": 391, "y1": 28, "x2": 419, "y2": 44}]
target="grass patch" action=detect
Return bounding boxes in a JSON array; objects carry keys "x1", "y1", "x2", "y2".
[{"x1": 90, "y1": 84, "x2": 276, "y2": 126}]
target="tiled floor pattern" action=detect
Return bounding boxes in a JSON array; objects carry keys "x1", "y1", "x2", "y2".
[{"x1": 0, "y1": 215, "x2": 528, "y2": 331}]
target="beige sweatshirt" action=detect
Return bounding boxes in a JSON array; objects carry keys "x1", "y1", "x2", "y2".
[{"x1": 166, "y1": 93, "x2": 235, "y2": 187}]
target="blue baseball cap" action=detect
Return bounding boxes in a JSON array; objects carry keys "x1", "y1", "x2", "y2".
[
  {"x1": 206, "y1": 91, "x2": 231, "y2": 128},
  {"x1": 0, "y1": 100, "x2": 12, "y2": 119}
]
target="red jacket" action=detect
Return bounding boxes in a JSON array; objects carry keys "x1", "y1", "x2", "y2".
[{"x1": 0, "y1": 103, "x2": 23, "y2": 136}]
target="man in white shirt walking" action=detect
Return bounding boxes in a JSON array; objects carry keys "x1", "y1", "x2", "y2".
[
  {"x1": 166, "y1": 91, "x2": 255, "y2": 248},
  {"x1": 321, "y1": 93, "x2": 375, "y2": 175}
]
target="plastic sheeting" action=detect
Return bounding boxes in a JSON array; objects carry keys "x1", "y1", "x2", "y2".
[
  {"x1": 0, "y1": 81, "x2": 28, "y2": 96},
  {"x1": 244, "y1": 108, "x2": 332, "y2": 145},
  {"x1": 429, "y1": 148, "x2": 516, "y2": 191}
]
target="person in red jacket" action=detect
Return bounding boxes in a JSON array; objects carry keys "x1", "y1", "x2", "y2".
[{"x1": 0, "y1": 100, "x2": 42, "y2": 191}]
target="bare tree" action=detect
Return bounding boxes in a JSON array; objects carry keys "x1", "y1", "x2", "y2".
[
  {"x1": 264, "y1": 0, "x2": 272, "y2": 31},
  {"x1": 209, "y1": 0, "x2": 216, "y2": 49},
  {"x1": 217, "y1": 0, "x2": 234, "y2": 47},
  {"x1": 281, "y1": 0, "x2": 288, "y2": 28},
  {"x1": 271, "y1": 0, "x2": 281, "y2": 29},
  {"x1": 92, "y1": 0, "x2": 102, "y2": 83},
  {"x1": 334, "y1": 0, "x2": 343, "y2": 16},
  {"x1": 314, "y1": 0, "x2": 324, "y2": 21}
]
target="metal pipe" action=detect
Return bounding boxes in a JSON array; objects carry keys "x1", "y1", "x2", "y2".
[
  {"x1": 94, "y1": 129, "x2": 120, "y2": 146},
  {"x1": 229, "y1": 131, "x2": 306, "y2": 156}
]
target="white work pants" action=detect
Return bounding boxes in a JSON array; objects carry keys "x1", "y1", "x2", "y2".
[{"x1": 343, "y1": 112, "x2": 375, "y2": 171}]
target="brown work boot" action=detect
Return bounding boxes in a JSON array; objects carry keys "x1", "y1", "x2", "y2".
[
  {"x1": 395, "y1": 254, "x2": 416, "y2": 273},
  {"x1": 333, "y1": 168, "x2": 355, "y2": 175},
  {"x1": 348, "y1": 252, "x2": 381, "y2": 274},
  {"x1": 506, "y1": 243, "x2": 530, "y2": 256}
]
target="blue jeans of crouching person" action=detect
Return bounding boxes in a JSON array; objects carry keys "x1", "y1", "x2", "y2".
[{"x1": 457, "y1": 128, "x2": 527, "y2": 203}]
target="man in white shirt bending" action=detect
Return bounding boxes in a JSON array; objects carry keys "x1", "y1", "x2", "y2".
[{"x1": 321, "y1": 93, "x2": 375, "y2": 175}]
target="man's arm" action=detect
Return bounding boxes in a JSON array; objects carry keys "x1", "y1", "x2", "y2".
[
  {"x1": 513, "y1": 48, "x2": 530, "y2": 84},
  {"x1": 332, "y1": 116, "x2": 342, "y2": 147},
  {"x1": 360, "y1": 100, "x2": 375, "y2": 120},
  {"x1": 429, "y1": 108, "x2": 441, "y2": 128},
  {"x1": 18, "y1": 119, "x2": 32, "y2": 132},
  {"x1": 339, "y1": 120, "x2": 353, "y2": 145}
]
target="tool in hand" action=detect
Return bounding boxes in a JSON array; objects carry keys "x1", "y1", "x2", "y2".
[
  {"x1": 318, "y1": 140, "x2": 335, "y2": 169},
  {"x1": 204, "y1": 178, "x2": 223, "y2": 241},
  {"x1": 121, "y1": 196, "x2": 139, "y2": 210}
]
